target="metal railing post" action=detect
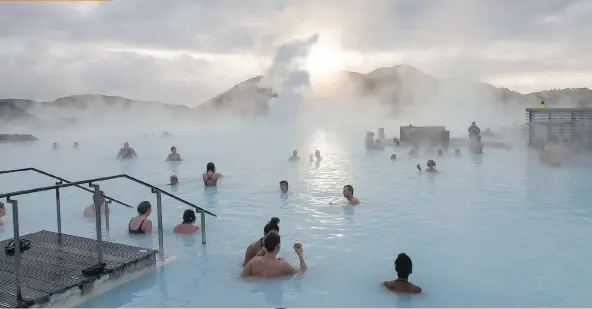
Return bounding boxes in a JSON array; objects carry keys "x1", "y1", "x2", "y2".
[
  {"x1": 8, "y1": 198, "x2": 23, "y2": 301},
  {"x1": 104, "y1": 199, "x2": 111, "y2": 231},
  {"x1": 90, "y1": 184, "x2": 104, "y2": 264},
  {"x1": 153, "y1": 189, "x2": 165, "y2": 261},
  {"x1": 200, "y1": 211, "x2": 206, "y2": 244},
  {"x1": 55, "y1": 181, "x2": 62, "y2": 239}
]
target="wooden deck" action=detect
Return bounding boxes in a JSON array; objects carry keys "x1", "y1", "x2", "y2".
[{"x1": 0, "y1": 230, "x2": 157, "y2": 308}]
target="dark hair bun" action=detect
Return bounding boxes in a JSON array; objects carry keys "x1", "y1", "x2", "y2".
[{"x1": 270, "y1": 217, "x2": 280, "y2": 225}]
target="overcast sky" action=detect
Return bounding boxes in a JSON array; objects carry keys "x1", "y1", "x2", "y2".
[{"x1": 0, "y1": 0, "x2": 590, "y2": 105}]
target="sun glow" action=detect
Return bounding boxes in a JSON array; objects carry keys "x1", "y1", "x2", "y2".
[{"x1": 304, "y1": 42, "x2": 345, "y2": 77}]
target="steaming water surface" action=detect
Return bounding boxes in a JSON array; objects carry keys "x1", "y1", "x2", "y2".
[{"x1": 1, "y1": 121, "x2": 591, "y2": 307}]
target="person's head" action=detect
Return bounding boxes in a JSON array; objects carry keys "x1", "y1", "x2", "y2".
[
  {"x1": 137, "y1": 201, "x2": 152, "y2": 216},
  {"x1": 395, "y1": 253, "x2": 413, "y2": 279},
  {"x1": 390, "y1": 154, "x2": 396, "y2": 160},
  {"x1": 279, "y1": 180, "x2": 289, "y2": 193},
  {"x1": 53, "y1": 142, "x2": 57, "y2": 146},
  {"x1": 395, "y1": 140, "x2": 400, "y2": 146},
  {"x1": 292, "y1": 150, "x2": 298, "y2": 156},
  {"x1": 206, "y1": 162, "x2": 216, "y2": 173},
  {"x1": 182, "y1": 209, "x2": 196, "y2": 224},
  {"x1": 170, "y1": 175, "x2": 178, "y2": 185},
  {"x1": 263, "y1": 217, "x2": 280, "y2": 235},
  {"x1": 454, "y1": 148, "x2": 461, "y2": 155},
  {"x1": 171, "y1": 146, "x2": 177, "y2": 153},
  {"x1": 263, "y1": 231, "x2": 281, "y2": 253},
  {"x1": 0, "y1": 202, "x2": 5, "y2": 218},
  {"x1": 437, "y1": 149, "x2": 443, "y2": 156},
  {"x1": 124, "y1": 142, "x2": 129, "y2": 148},
  {"x1": 343, "y1": 185, "x2": 354, "y2": 198},
  {"x1": 315, "y1": 150, "x2": 321, "y2": 158},
  {"x1": 471, "y1": 122, "x2": 476, "y2": 125},
  {"x1": 427, "y1": 160, "x2": 436, "y2": 168}
]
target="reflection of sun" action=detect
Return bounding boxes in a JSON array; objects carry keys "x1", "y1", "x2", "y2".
[{"x1": 304, "y1": 42, "x2": 344, "y2": 77}]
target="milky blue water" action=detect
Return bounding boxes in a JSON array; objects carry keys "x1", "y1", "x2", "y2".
[{"x1": 1, "y1": 120, "x2": 591, "y2": 308}]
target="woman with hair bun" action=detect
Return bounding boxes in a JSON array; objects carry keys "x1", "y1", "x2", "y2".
[{"x1": 242, "y1": 217, "x2": 280, "y2": 267}]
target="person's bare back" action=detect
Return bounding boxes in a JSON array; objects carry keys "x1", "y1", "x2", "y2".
[
  {"x1": 242, "y1": 255, "x2": 295, "y2": 279},
  {"x1": 383, "y1": 279, "x2": 422, "y2": 294}
]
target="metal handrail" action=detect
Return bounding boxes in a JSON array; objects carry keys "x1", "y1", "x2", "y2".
[
  {"x1": 2, "y1": 173, "x2": 217, "y2": 303},
  {"x1": 0, "y1": 168, "x2": 132, "y2": 208},
  {"x1": 0, "y1": 173, "x2": 217, "y2": 217}
]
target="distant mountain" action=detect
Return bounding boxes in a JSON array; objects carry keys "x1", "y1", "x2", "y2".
[
  {"x1": 1, "y1": 65, "x2": 590, "y2": 126},
  {"x1": 0, "y1": 99, "x2": 41, "y2": 125},
  {"x1": 195, "y1": 76, "x2": 278, "y2": 115}
]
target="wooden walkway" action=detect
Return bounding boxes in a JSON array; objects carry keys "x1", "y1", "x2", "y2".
[{"x1": 0, "y1": 230, "x2": 157, "y2": 308}]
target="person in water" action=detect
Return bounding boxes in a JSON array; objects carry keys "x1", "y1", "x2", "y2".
[
  {"x1": 425, "y1": 160, "x2": 437, "y2": 172},
  {"x1": 288, "y1": 150, "x2": 299, "y2": 161},
  {"x1": 243, "y1": 217, "x2": 280, "y2": 267},
  {"x1": 454, "y1": 148, "x2": 461, "y2": 156},
  {"x1": 279, "y1": 180, "x2": 289, "y2": 194},
  {"x1": 117, "y1": 142, "x2": 137, "y2": 159},
  {"x1": 0, "y1": 202, "x2": 6, "y2": 226},
  {"x1": 83, "y1": 190, "x2": 108, "y2": 217},
  {"x1": 174, "y1": 209, "x2": 199, "y2": 233},
  {"x1": 73, "y1": 142, "x2": 79, "y2": 148},
  {"x1": 469, "y1": 135, "x2": 483, "y2": 154},
  {"x1": 169, "y1": 175, "x2": 179, "y2": 185},
  {"x1": 383, "y1": 253, "x2": 422, "y2": 294},
  {"x1": 314, "y1": 150, "x2": 322, "y2": 161},
  {"x1": 166, "y1": 146, "x2": 182, "y2": 162},
  {"x1": 203, "y1": 162, "x2": 222, "y2": 187},
  {"x1": 343, "y1": 185, "x2": 360, "y2": 205},
  {"x1": 128, "y1": 201, "x2": 152, "y2": 234},
  {"x1": 240, "y1": 232, "x2": 307, "y2": 278},
  {"x1": 52, "y1": 142, "x2": 60, "y2": 149},
  {"x1": 468, "y1": 121, "x2": 481, "y2": 138}
]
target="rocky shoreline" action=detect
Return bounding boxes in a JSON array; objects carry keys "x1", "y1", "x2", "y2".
[{"x1": 0, "y1": 134, "x2": 38, "y2": 143}]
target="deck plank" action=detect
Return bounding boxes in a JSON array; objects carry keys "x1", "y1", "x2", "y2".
[{"x1": 0, "y1": 230, "x2": 157, "y2": 307}]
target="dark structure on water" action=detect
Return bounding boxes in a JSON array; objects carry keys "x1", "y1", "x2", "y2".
[
  {"x1": 525, "y1": 108, "x2": 592, "y2": 149},
  {"x1": 400, "y1": 125, "x2": 450, "y2": 149}
]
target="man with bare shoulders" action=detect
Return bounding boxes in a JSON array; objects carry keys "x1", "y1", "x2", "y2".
[
  {"x1": 240, "y1": 232, "x2": 307, "y2": 279},
  {"x1": 343, "y1": 185, "x2": 360, "y2": 205},
  {"x1": 383, "y1": 253, "x2": 422, "y2": 294},
  {"x1": 117, "y1": 142, "x2": 137, "y2": 159}
]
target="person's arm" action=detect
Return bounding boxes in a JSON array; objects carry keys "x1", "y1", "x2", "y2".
[
  {"x1": 240, "y1": 261, "x2": 252, "y2": 277},
  {"x1": 242, "y1": 244, "x2": 256, "y2": 267},
  {"x1": 132, "y1": 148, "x2": 138, "y2": 157},
  {"x1": 116, "y1": 149, "x2": 122, "y2": 158},
  {"x1": 143, "y1": 219, "x2": 153, "y2": 233},
  {"x1": 285, "y1": 247, "x2": 307, "y2": 275}
]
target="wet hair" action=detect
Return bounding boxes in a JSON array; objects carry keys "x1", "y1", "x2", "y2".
[
  {"x1": 344, "y1": 185, "x2": 354, "y2": 194},
  {"x1": 390, "y1": 154, "x2": 396, "y2": 160},
  {"x1": 279, "y1": 180, "x2": 288, "y2": 186},
  {"x1": 182, "y1": 209, "x2": 196, "y2": 224},
  {"x1": 395, "y1": 253, "x2": 413, "y2": 279},
  {"x1": 171, "y1": 146, "x2": 176, "y2": 152},
  {"x1": 206, "y1": 162, "x2": 216, "y2": 173},
  {"x1": 137, "y1": 201, "x2": 151, "y2": 215},
  {"x1": 427, "y1": 160, "x2": 436, "y2": 167},
  {"x1": 263, "y1": 232, "x2": 281, "y2": 252},
  {"x1": 263, "y1": 217, "x2": 280, "y2": 234}
]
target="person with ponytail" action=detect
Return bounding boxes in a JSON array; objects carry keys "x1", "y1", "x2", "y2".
[{"x1": 242, "y1": 217, "x2": 280, "y2": 267}]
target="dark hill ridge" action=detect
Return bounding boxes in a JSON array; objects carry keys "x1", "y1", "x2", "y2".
[{"x1": 1, "y1": 65, "x2": 591, "y2": 125}]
